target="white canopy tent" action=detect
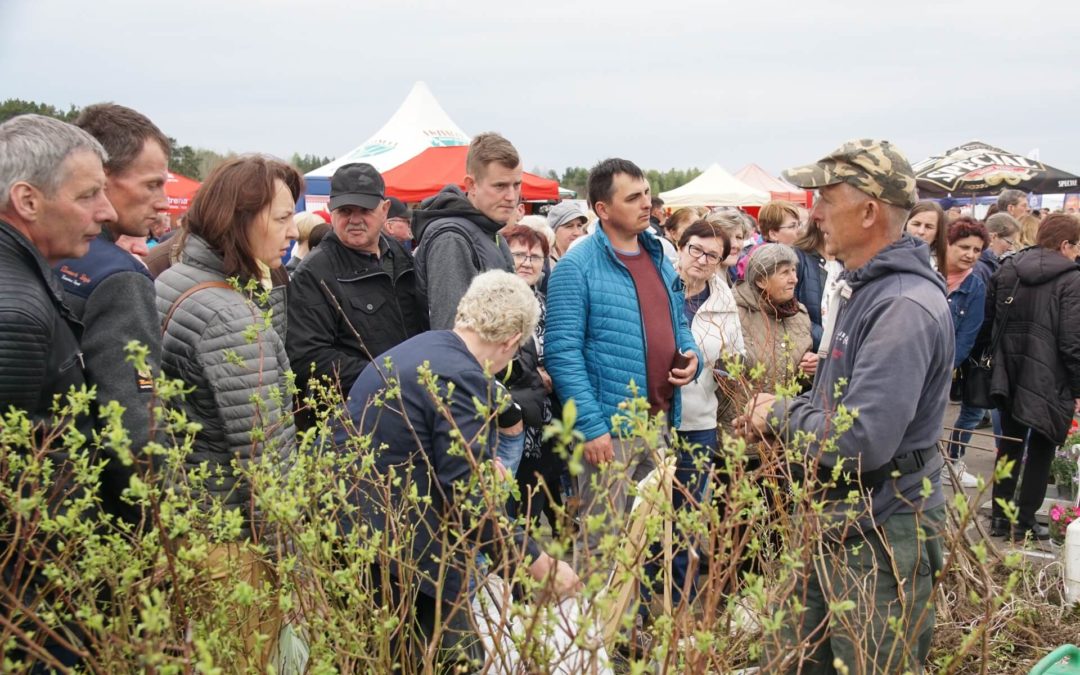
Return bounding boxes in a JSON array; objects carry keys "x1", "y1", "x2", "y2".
[
  {"x1": 659, "y1": 164, "x2": 770, "y2": 207},
  {"x1": 307, "y1": 81, "x2": 470, "y2": 180}
]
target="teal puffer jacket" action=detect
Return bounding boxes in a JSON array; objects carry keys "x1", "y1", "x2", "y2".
[{"x1": 545, "y1": 225, "x2": 701, "y2": 441}]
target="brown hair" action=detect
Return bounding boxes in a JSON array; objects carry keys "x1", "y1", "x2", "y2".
[
  {"x1": 183, "y1": 155, "x2": 303, "y2": 280},
  {"x1": 500, "y1": 224, "x2": 550, "y2": 258},
  {"x1": 946, "y1": 216, "x2": 989, "y2": 247},
  {"x1": 664, "y1": 207, "x2": 701, "y2": 233},
  {"x1": 907, "y1": 200, "x2": 948, "y2": 272},
  {"x1": 1036, "y1": 214, "x2": 1080, "y2": 251},
  {"x1": 678, "y1": 220, "x2": 731, "y2": 260},
  {"x1": 75, "y1": 103, "x2": 170, "y2": 175},
  {"x1": 757, "y1": 200, "x2": 800, "y2": 240},
  {"x1": 794, "y1": 219, "x2": 825, "y2": 254},
  {"x1": 466, "y1": 132, "x2": 520, "y2": 180}
]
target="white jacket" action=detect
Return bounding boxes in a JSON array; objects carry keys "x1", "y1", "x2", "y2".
[{"x1": 679, "y1": 274, "x2": 745, "y2": 431}]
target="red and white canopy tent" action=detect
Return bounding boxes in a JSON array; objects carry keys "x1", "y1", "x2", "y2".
[
  {"x1": 381, "y1": 146, "x2": 559, "y2": 203},
  {"x1": 733, "y1": 163, "x2": 811, "y2": 206},
  {"x1": 165, "y1": 171, "x2": 201, "y2": 214}
]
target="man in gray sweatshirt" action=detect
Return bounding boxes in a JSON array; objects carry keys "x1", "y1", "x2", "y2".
[{"x1": 743, "y1": 140, "x2": 953, "y2": 675}]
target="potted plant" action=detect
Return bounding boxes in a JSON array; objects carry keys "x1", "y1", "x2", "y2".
[
  {"x1": 1049, "y1": 503, "x2": 1080, "y2": 544},
  {"x1": 1052, "y1": 420, "x2": 1080, "y2": 502}
]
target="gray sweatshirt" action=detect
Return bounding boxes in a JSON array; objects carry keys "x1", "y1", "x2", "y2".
[{"x1": 772, "y1": 235, "x2": 953, "y2": 529}]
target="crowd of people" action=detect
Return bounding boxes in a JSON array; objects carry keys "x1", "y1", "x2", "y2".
[{"x1": 2, "y1": 104, "x2": 1080, "y2": 674}]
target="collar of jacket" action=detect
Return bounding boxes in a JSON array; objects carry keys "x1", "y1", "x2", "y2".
[
  {"x1": 180, "y1": 234, "x2": 226, "y2": 274},
  {"x1": 324, "y1": 230, "x2": 392, "y2": 259},
  {"x1": 0, "y1": 218, "x2": 72, "y2": 309},
  {"x1": 594, "y1": 221, "x2": 665, "y2": 267}
]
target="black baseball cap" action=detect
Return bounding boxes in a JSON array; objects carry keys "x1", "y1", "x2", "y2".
[
  {"x1": 329, "y1": 163, "x2": 385, "y2": 211},
  {"x1": 387, "y1": 196, "x2": 411, "y2": 221}
]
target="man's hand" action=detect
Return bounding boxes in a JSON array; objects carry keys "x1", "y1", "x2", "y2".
[
  {"x1": 798, "y1": 352, "x2": 819, "y2": 377},
  {"x1": 668, "y1": 350, "x2": 699, "y2": 386},
  {"x1": 734, "y1": 393, "x2": 777, "y2": 442},
  {"x1": 528, "y1": 553, "x2": 581, "y2": 598},
  {"x1": 583, "y1": 433, "x2": 614, "y2": 465}
]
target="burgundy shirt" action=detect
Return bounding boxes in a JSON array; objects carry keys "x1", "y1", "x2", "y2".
[{"x1": 615, "y1": 248, "x2": 677, "y2": 417}]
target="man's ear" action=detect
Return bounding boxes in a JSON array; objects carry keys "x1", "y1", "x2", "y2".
[
  {"x1": 862, "y1": 198, "x2": 879, "y2": 229},
  {"x1": 463, "y1": 174, "x2": 477, "y2": 195},
  {"x1": 7, "y1": 182, "x2": 40, "y2": 221},
  {"x1": 502, "y1": 332, "x2": 523, "y2": 354},
  {"x1": 594, "y1": 200, "x2": 609, "y2": 223}
]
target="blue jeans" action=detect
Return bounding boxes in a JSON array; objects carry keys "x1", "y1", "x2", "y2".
[
  {"x1": 495, "y1": 428, "x2": 525, "y2": 477},
  {"x1": 947, "y1": 403, "x2": 984, "y2": 460},
  {"x1": 641, "y1": 428, "x2": 718, "y2": 618}
]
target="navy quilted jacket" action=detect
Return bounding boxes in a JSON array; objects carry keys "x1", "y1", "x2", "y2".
[{"x1": 545, "y1": 225, "x2": 701, "y2": 441}]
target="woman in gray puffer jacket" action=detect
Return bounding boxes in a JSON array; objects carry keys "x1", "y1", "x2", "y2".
[{"x1": 156, "y1": 156, "x2": 301, "y2": 542}]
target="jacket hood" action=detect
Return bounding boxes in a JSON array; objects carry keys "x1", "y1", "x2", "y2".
[
  {"x1": 1010, "y1": 246, "x2": 1079, "y2": 285},
  {"x1": 413, "y1": 184, "x2": 505, "y2": 242},
  {"x1": 845, "y1": 235, "x2": 946, "y2": 295},
  {"x1": 732, "y1": 278, "x2": 806, "y2": 318}
]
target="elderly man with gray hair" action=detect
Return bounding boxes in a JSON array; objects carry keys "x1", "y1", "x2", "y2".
[
  {"x1": 0, "y1": 113, "x2": 117, "y2": 669},
  {"x1": 339, "y1": 269, "x2": 579, "y2": 671},
  {"x1": 997, "y1": 188, "x2": 1031, "y2": 221}
]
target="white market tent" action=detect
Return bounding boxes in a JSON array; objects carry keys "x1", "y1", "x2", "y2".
[
  {"x1": 659, "y1": 164, "x2": 770, "y2": 207},
  {"x1": 304, "y1": 81, "x2": 470, "y2": 201}
]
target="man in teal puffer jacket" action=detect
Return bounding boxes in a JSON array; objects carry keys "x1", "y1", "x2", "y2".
[{"x1": 545, "y1": 158, "x2": 701, "y2": 573}]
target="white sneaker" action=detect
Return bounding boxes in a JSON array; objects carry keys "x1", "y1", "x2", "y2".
[{"x1": 951, "y1": 460, "x2": 979, "y2": 488}]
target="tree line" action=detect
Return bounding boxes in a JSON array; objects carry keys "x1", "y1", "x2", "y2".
[
  {"x1": 2, "y1": 99, "x2": 702, "y2": 194},
  {"x1": 0, "y1": 99, "x2": 332, "y2": 179}
]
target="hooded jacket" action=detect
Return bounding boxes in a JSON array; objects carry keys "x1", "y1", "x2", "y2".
[
  {"x1": 413, "y1": 185, "x2": 514, "y2": 329},
  {"x1": 545, "y1": 223, "x2": 702, "y2": 441},
  {"x1": 734, "y1": 281, "x2": 814, "y2": 398},
  {"x1": 983, "y1": 247, "x2": 1080, "y2": 443},
  {"x1": 772, "y1": 237, "x2": 953, "y2": 526}
]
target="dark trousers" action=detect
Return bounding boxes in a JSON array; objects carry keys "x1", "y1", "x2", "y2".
[
  {"x1": 992, "y1": 411, "x2": 1055, "y2": 528},
  {"x1": 513, "y1": 451, "x2": 566, "y2": 535},
  {"x1": 371, "y1": 567, "x2": 483, "y2": 674}
]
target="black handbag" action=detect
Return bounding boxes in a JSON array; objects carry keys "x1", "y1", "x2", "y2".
[{"x1": 961, "y1": 278, "x2": 1020, "y2": 409}]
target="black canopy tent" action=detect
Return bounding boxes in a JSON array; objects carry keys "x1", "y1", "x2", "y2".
[{"x1": 913, "y1": 140, "x2": 1080, "y2": 197}]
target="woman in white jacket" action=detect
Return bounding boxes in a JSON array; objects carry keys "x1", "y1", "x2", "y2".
[{"x1": 671, "y1": 219, "x2": 745, "y2": 604}]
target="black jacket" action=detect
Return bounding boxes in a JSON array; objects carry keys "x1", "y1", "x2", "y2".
[
  {"x1": 981, "y1": 247, "x2": 1080, "y2": 443},
  {"x1": 287, "y1": 231, "x2": 428, "y2": 398},
  {"x1": 0, "y1": 220, "x2": 88, "y2": 428}
]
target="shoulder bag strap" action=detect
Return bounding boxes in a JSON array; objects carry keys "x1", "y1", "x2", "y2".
[
  {"x1": 161, "y1": 281, "x2": 234, "y2": 335},
  {"x1": 982, "y1": 277, "x2": 1022, "y2": 365}
]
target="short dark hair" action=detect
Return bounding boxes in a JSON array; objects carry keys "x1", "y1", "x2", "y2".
[
  {"x1": 75, "y1": 103, "x2": 170, "y2": 175},
  {"x1": 1036, "y1": 214, "x2": 1080, "y2": 251},
  {"x1": 587, "y1": 158, "x2": 645, "y2": 210},
  {"x1": 308, "y1": 222, "x2": 331, "y2": 250},
  {"x1": 946, "y1": 216, "x2": 989, "y2": 247},
  {"x1": 183, "y1": 155, "x2": 303, "y2": 280},
  {"x1": 678, "y1": 219, "x2": 731, "y2": 260},
  {"x1": 997, "y1": 189, "x2": 1027, "y2": 211},
  {"x1": 651, "y1": 196, "x2": 665, "y2": 209}
]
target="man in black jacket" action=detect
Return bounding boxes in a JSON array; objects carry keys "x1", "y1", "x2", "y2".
[
  {"x1": 52, "y1": 104, "x2": 171, "y2": 525},
  {"x1": 287, "y1": 163, "x2": 427, "y2": 418},
  {"x1": 413, "y1": 132, "x2": 521, "y2": 330},
  {"x1": 0, "y1": 113, "x2": 117, "y2": 669}
]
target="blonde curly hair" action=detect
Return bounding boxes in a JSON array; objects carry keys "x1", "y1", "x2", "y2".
[{"x1": 454, "y1": 270, "x2": 539, "y2": 347}]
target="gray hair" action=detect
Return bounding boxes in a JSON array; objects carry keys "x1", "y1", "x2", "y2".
[
  {"x1": 996, "y1": 189, "x2": 1027, "y2": 211},
  {"x1": 0, "y1": 114, "x2": 108, "y2": 211},
  {"x1": 706, "y1": 209, "x2": 750, "y2": 238},
  {"x1": 455, "y1": 270, "x2": 540, "y2": 347},
  {"x1": 745, "y1": 243, "x2": 799, "y2": 290},
  {"x1": 985, "y1": 212, "x2": 1020, "y2": 237}
]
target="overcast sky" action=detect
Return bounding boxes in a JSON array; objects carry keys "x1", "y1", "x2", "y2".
[{"x1": 3, "y1": 0, "x2": 1078, "y2": 178}]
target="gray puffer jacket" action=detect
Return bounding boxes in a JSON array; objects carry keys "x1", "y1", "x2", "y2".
[{"x1": 155, "y1": 235, "x2": 295, "y2": 539}]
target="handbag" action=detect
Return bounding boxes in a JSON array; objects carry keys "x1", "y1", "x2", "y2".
[{"x1": 961, "y1": 278, "x2": 1020, "y2": 409}]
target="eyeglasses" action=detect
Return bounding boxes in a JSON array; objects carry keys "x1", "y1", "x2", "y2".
[
  {"x1": 777, "y1": 223, "x2": 800, "y2": 231},
  {"x1": 1000, "y1": 237, "x2": 1017, "y2": 248},
  {"x1": 686, "y1": 243, "x2": 721, "y2": 264},
  {"x1": 512, "y1": 251, "x2": 544, "y2": 265}
]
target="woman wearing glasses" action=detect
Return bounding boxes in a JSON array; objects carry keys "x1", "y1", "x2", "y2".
[
  {"x1": 986, "y1": 214, "x2": 1080, "y2": 542},
  {"x1": 671, "y1": 219, "x2": 745, "y2": 604},
  {"x1": 502, "y1": 225, "x2": 568, "y2": 533}
]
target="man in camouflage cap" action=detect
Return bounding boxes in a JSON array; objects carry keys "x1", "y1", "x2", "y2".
[{"x1": 742, "y1": 139, "x2": 952, "y2": 674}]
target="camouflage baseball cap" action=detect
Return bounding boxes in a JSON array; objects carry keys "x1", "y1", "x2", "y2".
[{"x1": 782, "y1": 139, "x2": 918, "y2": 210}]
